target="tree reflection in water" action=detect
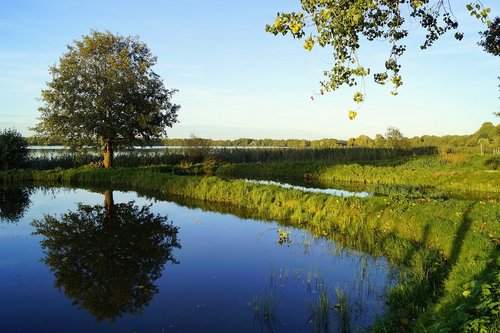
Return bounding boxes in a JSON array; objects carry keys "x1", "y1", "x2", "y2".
[
  {"x1": 32, "y1": 190, "x2": 181, "y2": 322},
  {"x1": 0, "y1": 187, "x2": 32, "y2": 223}
]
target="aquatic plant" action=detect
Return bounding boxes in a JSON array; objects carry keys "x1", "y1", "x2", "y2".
[
  {"x1": 252, "y1": 290, "x2": 279, "y2": 332},
  {"x1": 307, "y1": 289, "x2": 334, "y2": 333},
  {"x1": 334, "y1": 287, "x2": 352, "y2": 333},
  {"x1": 277, "y1": 228, "x2": 291, "y2": 245}
]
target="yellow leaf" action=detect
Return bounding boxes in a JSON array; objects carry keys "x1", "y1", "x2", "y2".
[
  {"x1": 303, "y1": 38, "x2": 314, "y2": 51},
  {"x1": 348, "y1": 110, "x2": 357, "y2": 120}
]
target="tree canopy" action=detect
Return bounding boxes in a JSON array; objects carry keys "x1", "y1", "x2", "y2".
[
  {"x1": 34, "y1": 30, "x2": 179, "y2": 167},
  {"x1": 479, "y1": 16, "x2": 500, "y2": 56},
  {"x1": 0, "y1": 128, "x2": 28, "y2": 170},
  {"x1": 266, "y1": 1, "x2": 494, "y2": 119}
]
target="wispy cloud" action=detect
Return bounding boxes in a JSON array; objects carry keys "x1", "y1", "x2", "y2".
[{"x1": 0, "y1": 68, "x2": 47, "y2": 93}]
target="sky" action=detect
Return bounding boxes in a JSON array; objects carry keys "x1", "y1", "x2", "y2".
[{"x1": 1, "y1": 0, "x2": 499, "y2": 140}]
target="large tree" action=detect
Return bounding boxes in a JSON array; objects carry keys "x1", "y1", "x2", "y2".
[
  {"x1": 266, "y1": 1, "x2": 494, "y2": 119},
  {"x1": 479, "y1": 16, "x2": 500, "y2": 56},
  {"x1": 478, "y1": 16, "x2": 500, "y2": 116},
  {"x1": 34, "y1": 31, "x2": 179, "y2": 168}
]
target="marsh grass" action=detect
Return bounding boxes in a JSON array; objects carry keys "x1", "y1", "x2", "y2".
[
  {"x1": 307, "y1": 289, "x2": 334, "y2": 333},
  {"x1": 27, "y1": 150, "x2": 186, "y2": 169},
  {"x1": 214, "y1": 155, "x2": 500, "y2": 196},
  {"x1": 371, "y1": 184, "x2": 448, "y2": 200},
  {"x1": 306, "y1": 287, "x2": 353, "y2": 333},
  {"x1": 334, "y1": 287, "x2": 352, "y2": 333},
  {"x1": 26, "y1": 146, "x2": 436, "y2": 170},
  {"x1": 252, "y1": 290, "x2": 279, "y2": 332},
  {"x1": 210, "y1": 146, "x2": 437, "y2": 164}
]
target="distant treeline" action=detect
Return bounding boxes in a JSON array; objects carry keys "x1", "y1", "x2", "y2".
[
  {"x1": 161, "y1": 137, "x2": 342, "y2": 148},
  {"x1": 163, "y1": 122, "x2": 500, "y2": 153},
  {"x1": 26, "y1": 122, "x2": 499, "y2": 153}
]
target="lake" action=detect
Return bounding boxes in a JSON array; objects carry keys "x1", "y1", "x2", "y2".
[{"x1": 0, "y1": 187, "x2": 396, "y2": 332}]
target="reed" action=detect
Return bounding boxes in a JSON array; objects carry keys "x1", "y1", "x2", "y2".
[
  {"x1": 334, "y1": 287, "x2": 352, "y2": 333},
  {"x1": 307, "y1": 289, "x2": 334, "y2": 333}
]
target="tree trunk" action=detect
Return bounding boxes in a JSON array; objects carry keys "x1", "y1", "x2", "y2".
[
  {"x1": 103, "y1": 140, "x2": 113, "y2": 168},
  {"x1": 104, "y1": 190, "x2": 114, "y2": 224}
]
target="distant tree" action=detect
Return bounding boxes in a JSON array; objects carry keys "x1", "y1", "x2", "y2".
[
  {"x1": 385, "y1": 126, "x2": 410, "y2": 148},
  {"x1": 374, "y1": 134, "x2": 386, "y2": 148},
  {"x1": 185, "y1": 134, "x2": 210, "y2": 163},
  {"x1": 34, "y1": 31, "x2": 180, "y2": 168},
  {"x1": 478, "y1": 138, "x2": 490, "y2": 155},
  {"x1": 354, "y1": 135, "x2": 374, "y2": 148},
  {"x1": 0, "y1": 128, "x2": 28, "y2": 170},
  {"x1": 266, "y1": 1, "x2": 493, "y2": 118}
]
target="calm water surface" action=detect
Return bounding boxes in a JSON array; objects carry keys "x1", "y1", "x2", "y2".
[
  {"x1": 0, "y1": 187, "x2": 395, "y2": 332},
  {"x1": 243, "y1": 179, "x2": 371, "y2": 198}
]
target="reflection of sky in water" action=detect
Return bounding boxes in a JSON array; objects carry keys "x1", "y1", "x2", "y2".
[
  {"x1": 244, "y1": 179, "x2": 371, "y2": 197},
  {"x1": 0, "y1": 187, "x2": 395, "y2": 332}
]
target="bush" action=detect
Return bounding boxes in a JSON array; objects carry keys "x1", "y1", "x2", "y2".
[
  {"x1": 0, "y1": 129, "x2": 28, "y2": 170},
  {"x1": 483, "y1": 156, "x2": 500, "y2": 170}
]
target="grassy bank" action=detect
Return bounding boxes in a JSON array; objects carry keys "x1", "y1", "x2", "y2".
[
  {"x1": 211, "y1": 154, "x2": 500, "y2": 195},
  {"x1": 2, "y1": 167, "x2": 498, "y2": 331}
]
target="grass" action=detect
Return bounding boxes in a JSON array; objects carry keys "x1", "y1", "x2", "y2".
[
  {"x1": 27, "y1": 150, "x2": 499, "y2": 196},
  {"x1": 252, "y1": 290, "x2": 279, "y2": 331},
  {"x1": 307, "y1": 289, "x2": 334, "y2": 333},
  {"x1": 306, "y1": 287, "x2": 353, "y2": 333},
  {"x1": 213, "y1": 154, "x2": 500, "y2": 196},
  {"x1": 335, "y1": 287, "x2": 352, "y2": 333},
  {"x1": 1, "y1": 167, "x2": 498, "y2": 332},
  {"x1": 371, "y1": 184, "x2": 448, "y2": 200}
]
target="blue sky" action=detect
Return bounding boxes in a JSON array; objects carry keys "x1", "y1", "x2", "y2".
[{"x1": 1, "y1": 0, "x2": 499, "y2": 139}]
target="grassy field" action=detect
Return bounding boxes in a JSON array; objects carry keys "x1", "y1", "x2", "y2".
[
  {"x1": 183, "y1": 154, "x2": 500, "y2": 196},
  {"x1": 2, "y1": 166, "x2": 498, "y2": 332}
]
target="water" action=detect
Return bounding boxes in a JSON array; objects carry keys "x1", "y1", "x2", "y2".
[
  {"x1": 243, "y1": 179, "x2": 371, "y2": 198},
  {"x1": 241, "y1": 176, "x2": 500, "y2": 201},
  {"x1": 0, "y1": 187, "x2": 395, "y2": 332}
]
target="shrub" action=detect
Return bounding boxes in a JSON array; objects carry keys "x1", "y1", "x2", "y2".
[
  {"x1": 0, "y1": 128, "x2": 28, "y2": 170},
  {"x1": 483, "y1": 156, "x2": 500, "y2": 170}
]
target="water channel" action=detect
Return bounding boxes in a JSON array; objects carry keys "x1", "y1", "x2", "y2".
[{"x1": 0, "y1": 186, "x2": 396, "y2": 332}]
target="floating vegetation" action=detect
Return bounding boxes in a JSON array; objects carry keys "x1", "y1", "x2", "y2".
[{"x1": 277, "y1": 228, "x2": 291, "y2": 245}]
